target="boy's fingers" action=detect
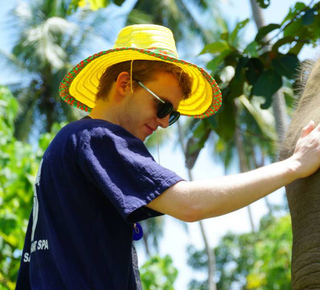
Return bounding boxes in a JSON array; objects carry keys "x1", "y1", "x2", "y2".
[{"x1": 300, "y1": 120, "x2": 315, "y2": 138}]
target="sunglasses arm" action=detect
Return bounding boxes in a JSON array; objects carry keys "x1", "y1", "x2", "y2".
[{"x1": 137, "y1": 81, "x2": 165, "y2": 104}]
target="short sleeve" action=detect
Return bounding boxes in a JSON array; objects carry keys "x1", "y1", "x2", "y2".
[{"x1": 77, "y1": 124, "x2": 183, "y2": 223}]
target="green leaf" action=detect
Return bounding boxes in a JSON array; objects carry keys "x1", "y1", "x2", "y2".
[
  {"x1": 192, "y1": 121, "x2": 206, "y2": 139},
  {"x1": 283, "y1": 18, "x2": 303, "y2": 38},
  {"x1": 256, "y1": 0, "x2": 270, "y2": 9},
  {"x1": 205, "y1": 115, "x2": 218, "y2": 129},
  {"x1": 288, "y1": 41, "x2": 305, "y2": 55},
  {"x1": 244, "y1": 41, "x2": 259, "y2": 57},
  {"x1": 245, "y1": 58, "x2": 264, "y2": 85},
  {"x1": 220, "y1": 32, "x2": 229, "y2": 41},
  {"x1": 230, "y1": 19, "x2": 250, "y2": 44},
  {"x1": 252, "y1": 70, "x2": 283, "y2": 109},
  {"x1": 255, "y1": 24, "x2": 281, "y2": 42},
  {"x1": 215, "y1": 99, "x2": 236, "y2": 140},
  {"x1": 200, "y1": 41, "x2": 230, "y2": 55},
  {"x1": 302, "y1": 8, "x2": 316, "y2": 25},
  {"x1": 271, "y1": 54, "x2": 300, "y2": 79},
  {"x1": 228, "y1": 57, "x2": 248, "y2": 99},
  {"x1": 223, "y1": 51, "x2": 242, "y2": 67},
  {"x1": 112, "y1": 0, "x2": 125, "y2": 6},
  {"x1": 272, "y1": 36, "x2": 295, "y2": 53},
  {"x1": 238, "y1": 95, "x2": 276, "y2": 141},
  {"x1": 207, "y1": 49, "x2": 233, "y2": 74},
  {"x1": 294, "y1": 2, "x2": 307, "y2": 11},
  {"x1": 281, "y1": 2, "x2": 306, "y2": 25}
]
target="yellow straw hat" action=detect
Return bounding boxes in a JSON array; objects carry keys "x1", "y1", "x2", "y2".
[{"x1": 59, "y1": 24, "x2": 222, "y2": 118}]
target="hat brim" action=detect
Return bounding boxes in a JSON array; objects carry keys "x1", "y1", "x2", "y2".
[{"x1": 59, "y1": 48, "x2": 222, "y2": 118}]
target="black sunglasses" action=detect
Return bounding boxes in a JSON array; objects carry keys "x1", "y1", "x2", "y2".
[{"x1": 135, "y1": 80, "x2": 180, "y2": 126}]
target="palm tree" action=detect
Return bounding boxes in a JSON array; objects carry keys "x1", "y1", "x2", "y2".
[
  {"x1": 126, "y1": 0, "x2": 222, "y2": 44},
  {"x1": 0, "y1": 0, "x2": 107, "y2": 141}
]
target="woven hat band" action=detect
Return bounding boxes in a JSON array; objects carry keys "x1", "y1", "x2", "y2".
[{"x1": 113, "y1": 24, "x2": 178, "y2": 58}]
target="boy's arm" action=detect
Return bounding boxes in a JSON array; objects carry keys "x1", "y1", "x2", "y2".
[{"x1": 146, "y1": 121, "x2": 320, "y2": 222}]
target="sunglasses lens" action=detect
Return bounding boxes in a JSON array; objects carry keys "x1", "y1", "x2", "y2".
[
  {"x1": 156, "y1": 101, "x2": 180, "y2": 126},
  {"x1": 168, "y1": 111, "x2": 180, "y2": 126},
  {"x1": 157, "y1": 103, "x2": 173, "y2": 118}
]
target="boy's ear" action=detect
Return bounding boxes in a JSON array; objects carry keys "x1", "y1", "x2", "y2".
[{"x1": 115, "y1": 72, "x2": 131, "y2": 96}]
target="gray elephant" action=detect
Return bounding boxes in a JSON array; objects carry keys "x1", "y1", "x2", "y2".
[{"x1": 280, "y1": 58, "x2": 320, "y2": 289}]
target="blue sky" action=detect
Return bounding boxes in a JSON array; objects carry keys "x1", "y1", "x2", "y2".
[{"x1": 0, "y1": 0, "x2": 317, "y2": 289}]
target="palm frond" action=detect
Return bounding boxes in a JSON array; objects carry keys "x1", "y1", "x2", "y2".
[
  {"x1": 3, "y1": 0, "x2": 109, "y2": 140},
  {"x1": 0, "y1": 49, "x2": 31, "y2": 77},
  {"x1": 13, "y1": 82, "x2": 42, "y2": 141}
]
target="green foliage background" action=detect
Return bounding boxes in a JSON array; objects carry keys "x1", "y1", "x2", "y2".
[
  {"x1": 0, "y1": 86, "x2": 34, "y2": 289},
  {"x1": 0, "y1": 86, "x2": 67, "y2": 289},
  {"x1": 188, "y1": 214, "x2": 292, "y2": 289}
]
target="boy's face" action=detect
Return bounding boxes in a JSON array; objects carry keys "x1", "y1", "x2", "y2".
[{"x1": 119, "y1": 72, "x2": 184, "y2": 141}]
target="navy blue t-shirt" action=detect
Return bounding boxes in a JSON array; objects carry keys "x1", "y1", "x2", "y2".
[{"x1": 16, "y1": 119, "x2": 183, "y2": 289}]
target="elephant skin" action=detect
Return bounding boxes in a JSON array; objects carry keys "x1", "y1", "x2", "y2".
[{"x1": 280, "y1": 58, "x2": 320, "y2": 289}]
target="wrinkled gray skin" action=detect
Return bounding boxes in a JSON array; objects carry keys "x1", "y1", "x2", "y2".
[{"x1": 280, "y1": 57, "x2": 320, "y2": 289}]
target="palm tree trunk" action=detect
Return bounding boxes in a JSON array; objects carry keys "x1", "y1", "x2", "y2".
[
  {"x1": 142, "y1": 233, "x2": 151, "y2": 257},
  {"x1": 199, "y1": 219, "x2": 216, "y2": 290},
  {"x1": 177, "y1": 120, "x2": 217, "y2": 290},
  {"x1": 249, "y1": 0, "x2": 265, "y2": 29},
  {"x1": 272, "y1": 91, "x2": 288, "y2": 141},
  {"x1": 234, "y1": 121, "x2": 256, "y2": 233}
]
